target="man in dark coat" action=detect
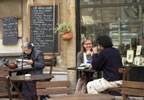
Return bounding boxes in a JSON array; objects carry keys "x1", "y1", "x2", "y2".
[
  {"x1": 22, "y1": 42, "x2": 45, "y2": 75},
  {"x1": 21, "y1": 41, "x2": 45, "y2": 100},
  {"x1": 87, "y1": 35, "x2": 123, "y2": 94}
]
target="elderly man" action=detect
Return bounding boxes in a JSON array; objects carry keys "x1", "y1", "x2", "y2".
[
  {"x1": 21, "y1": 41, "x2": 45, "y2": 100},
  {"x1": 21, "y1": 41, "x2": 45, "y2": 74}
]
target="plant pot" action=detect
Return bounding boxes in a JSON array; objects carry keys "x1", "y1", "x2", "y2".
[{"x1": 61, "y1": 33, "x2": 72, "y2": 41}]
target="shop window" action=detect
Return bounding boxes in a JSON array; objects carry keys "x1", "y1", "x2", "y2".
[{"x1": 79, "y1": 0, "x2": 144, "y2": 66}]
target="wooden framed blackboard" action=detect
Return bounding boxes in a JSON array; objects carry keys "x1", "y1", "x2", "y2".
[
  {"x1": 28, "y1": 4, "x2": 60, "y2": 55},
  {"x1": 2, "y1": 17, "x2": 18, "y2": 45}
]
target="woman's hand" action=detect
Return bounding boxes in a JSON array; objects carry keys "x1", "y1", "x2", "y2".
[{"x1": 86, "y1": 50, "x2": 91, "y2": 55}]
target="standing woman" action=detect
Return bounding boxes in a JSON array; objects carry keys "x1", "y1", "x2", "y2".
[{"x1": 75, "y1": 38, "x2": 93, "y2": 94}]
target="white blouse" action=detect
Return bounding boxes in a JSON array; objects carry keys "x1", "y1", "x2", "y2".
[{"x1": 83, "y1": 52, "x2": 93, "y2": 64}]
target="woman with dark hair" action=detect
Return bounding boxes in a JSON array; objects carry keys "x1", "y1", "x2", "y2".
[
  {"x1": 87, "y1": 35, "x2": 123, "y2": 94},
  {"x1": 75, "y1": 38, "x2": 93, "y2": 94}
]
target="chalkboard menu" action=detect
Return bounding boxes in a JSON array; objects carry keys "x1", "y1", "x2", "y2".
[
  {"x1": 2, "y1": 17, "x2": 18, "y2": 45},
  {"x1": 29, "y1": 4, "x2": 60, "y2": 55}
]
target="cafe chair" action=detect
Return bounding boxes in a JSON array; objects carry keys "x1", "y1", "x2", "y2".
[
  {"x1": 36, "y1": 80, "x2": 72, "y2": 100},
  {"x1": 36, "y1": 80, "x2": 116, "y2": 100},
  {"x1": 44, "y1": 58, "x2": 53, "y2": 75},
  {"x1": 0, "y1": 76, "x2": 12, "y2": 100},
  {"x1": 121, "y1": 81, "x2": 144, "y2": 100},
  {"x1": 104, "y1": 68, "x2": 130, "y2": 95},
  {"x1": 0, "y1": 76, "x2": 21, "y2": 100},
  {"x1": 0, "y1": 67, "x2": 23, "y2": 100}
]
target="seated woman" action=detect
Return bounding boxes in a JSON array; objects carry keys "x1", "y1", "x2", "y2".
[{"x1": 75, "y1": 38, "x2": 93, "y2": 94}]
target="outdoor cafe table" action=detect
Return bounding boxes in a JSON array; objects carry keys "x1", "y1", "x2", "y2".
[
  {"x1": 7, "y1": 67, "x2": 33, "y2": 76},
  {"x1": 67, "y1": 67, "x2": 96, "y2": 72},
  {"x1": 48, "y1": 94, "x2": 115, "y2": 100},
  {"x1": 10, "y1": 74, "x2": 54, "y2": 100},
  {"x1": 67, "y1": 67, "x2": 101, "y2": 80}
]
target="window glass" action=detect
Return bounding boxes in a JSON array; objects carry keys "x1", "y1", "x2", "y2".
[{"x1": 80, "y1": 0, "x2": 144, "y2": 56}]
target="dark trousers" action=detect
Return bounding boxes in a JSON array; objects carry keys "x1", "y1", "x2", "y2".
[{"x1": 22, "y1": 82, "x2": 35, "y2": 100}]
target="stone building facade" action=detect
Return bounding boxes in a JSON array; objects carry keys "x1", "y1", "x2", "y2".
[{"x1": 0, "y1": 0, "x2": 77, "y2": 89}]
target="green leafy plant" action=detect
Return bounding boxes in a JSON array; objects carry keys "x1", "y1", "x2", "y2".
[{"x1": 55, "y1": 23, "x2": 71, "y2": 34}]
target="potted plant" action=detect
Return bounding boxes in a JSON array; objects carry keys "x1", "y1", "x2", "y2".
[{"x1": 55, "y1": 23, "x2": 72, "y2": 41}]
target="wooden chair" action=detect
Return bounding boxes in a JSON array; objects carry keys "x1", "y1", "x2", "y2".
[
  {"x1": 0, "y1": 67, "x2": 22, "y2": 100},
  {"x1": 36, "y1": 81, "x2": 72, "y2": 100},
  {"x1": 44, "y1": 58, "x2": 53, "y2": 74},
  {"x1": 36, "y1": 80, "x2": 116, "y2": 100},
  {"x1": 0, "y1": 76, "x2": 12, "y2": 100},
  {"x1": 121, "y1": 81, "x2": 144, "y2": 100},
  {"x1": 104, "y1": 68, "x2": 130, "y2": 94}
]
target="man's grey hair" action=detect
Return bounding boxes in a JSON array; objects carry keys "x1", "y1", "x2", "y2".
[{"x1": 22, "y1": 42, "x2": 33, "y2": 49}]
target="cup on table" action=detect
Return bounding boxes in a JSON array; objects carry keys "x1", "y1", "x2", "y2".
[
  {"x1": 86, "y1": 61, "x2": 91, "y2": 67},
  {"x1": 24, "y1": 74, "x2": 31, "y2": 79}
]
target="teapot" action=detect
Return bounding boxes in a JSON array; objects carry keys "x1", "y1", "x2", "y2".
[{"x1": 8, "y1": 62, "x2": 17, "y2": 69}]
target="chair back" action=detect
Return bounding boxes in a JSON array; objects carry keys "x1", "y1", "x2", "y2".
[
  {"x1": 0, "y1": 67, "x2": 9, "y2": 77},
  {"x1": 0, "y1": 67, "x2": 9, "y2": 92},
  {"x1": 121, "y1": 81, "x2": 144, "y2": 100},
  {"x1": 44, "y1": 59, "x2": 53, "y2": 74},
  {"x1": 118, "y1": 68, "x2": 130, "y2": 81},
  {"x1": 104, "y1": 68, "x2": 130, "y2": 94},
  {"x1": 36, "y1": 81, "x2": 72, "y2": 100},
  {"x1": 0, "y1": 67, "x2": 19, "y2": 100},
  {"x1": 0, "y1": 76, "x2": 12, "y2": 99},
  {"x1": 0, "y1": 67, "x2": 13, "y2": 100}
]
